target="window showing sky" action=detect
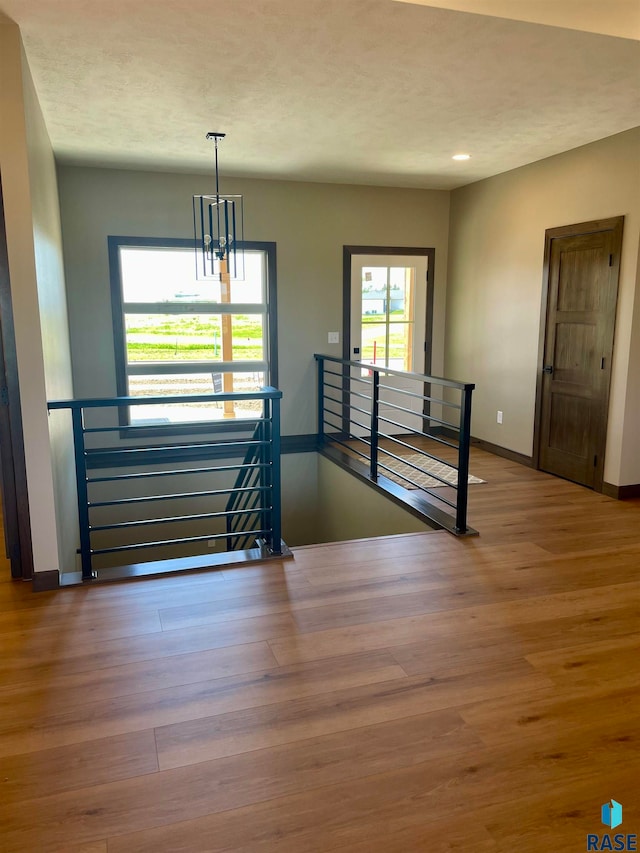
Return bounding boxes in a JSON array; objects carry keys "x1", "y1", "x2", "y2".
[{"x1": 120, "y1": 247, "x2": 264, "y2": 303}]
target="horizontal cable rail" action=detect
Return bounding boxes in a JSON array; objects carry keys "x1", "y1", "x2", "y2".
[
  {"x1": 88, "y1": 462, "x2": 269, "y2": 484},
  {"x1": 88, "y1": 485, "x2": 269, "y2": 507},
  {"x1": 315, "y1": 354, "x2": 475, "y2": 534},
  {"x1": 47, "y1": 389, "x2": 283, "y2": 580},
  {"x1": 91, "y1": 529, "x2": 271, "y2": 556},
  {"x1": 91, "y1": 506, "x2": 268, "y2": 532},
  {"x1": 47, "y1": 390, "x2": 282, "y2": 409},
  {"x1": 83, "y1": 440, "x2": 268, "y2": 458},
  {"x1": 82, "y1": 417, "x2": 272, "y2": 435}
]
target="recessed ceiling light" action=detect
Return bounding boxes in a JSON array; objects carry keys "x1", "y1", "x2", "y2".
[{"x1": 452, "y1": 154, "x2": 471, "y2": 161}]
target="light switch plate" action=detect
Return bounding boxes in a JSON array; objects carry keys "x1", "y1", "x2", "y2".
[{"x1": 328, "y1": 331, "x2": 340, "y2": 344}]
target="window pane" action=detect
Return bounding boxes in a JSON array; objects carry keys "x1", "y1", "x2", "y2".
[
  {"x1": 389, "y1": 267, "x2": 414, "y2": 321},
  {"x1": 128, "y1": 372, "x2": 266, "y2": 423},
  {"x1": 120, "y1": 247, "x2": 264, "y2": 304},
  {"x1": 388, "y1": 322, "x2": 413, "y2": 371},
  {"x1": 125, "y1": 313, "x2": 264, "y2": 363},
  {"x1": 230, "y1": 252, "x2": 264, "y2": 302},
  {"x1": 361, "y1": 267, "x2": 388, "y2": 319},
  {"x1": 361, "y1": 267, "x2": 388, "y2": 288},
  {"x1": 361, "y1": 323, "x2": 387, "y2": 366},
  {"x1": 231, "y1": 315, "x2": 265, "y2": 361},
  {"x1": 125, "y1": 314, "x2": 223, "y2": 362}
]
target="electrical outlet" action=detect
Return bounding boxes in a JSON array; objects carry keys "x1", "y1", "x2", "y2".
[
  {"x1": 328, "y1": 331, "x2": 339, "y2": 344},
  {"x1": 497, "y1": 410, "x2": 503, "y2": 424}
]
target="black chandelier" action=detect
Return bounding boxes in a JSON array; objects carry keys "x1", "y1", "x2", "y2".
[{"x1": 193, "y1": 132, "x2": 244, "y2": 280}]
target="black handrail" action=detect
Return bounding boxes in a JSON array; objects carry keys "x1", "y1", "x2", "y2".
[
  {"x1": 314, "y1": 355, "x2": 475, "y2": 534},
  {"x1": 48, "y1": 389, "x2": 283, "y2": 580}
]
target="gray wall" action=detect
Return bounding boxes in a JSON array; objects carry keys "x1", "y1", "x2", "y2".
[
  {"x1": 316, "y1": 455, "x2": 435, "y2": 543},
  {"x1": 281, "y1": 453, "x2": 320, "y2": 546},
  {"x1": 446, "y1": 128, "x2": 640, "y2": 487},
  {"x1": 57, "y1": 166, "x2": 451, "y2": 437}
]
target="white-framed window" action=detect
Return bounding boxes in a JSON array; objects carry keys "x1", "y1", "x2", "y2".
[
  {"x1": 108, "y1": 237, "x2": 278, "y2": 427},
  {"x1": 360, "y1": 265, "x2": 416, "y2": 372}
]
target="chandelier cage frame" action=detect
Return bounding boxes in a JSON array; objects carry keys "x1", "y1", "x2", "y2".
[{"x1": 193, "y1": 132, "x2": 245, "y2": 281}]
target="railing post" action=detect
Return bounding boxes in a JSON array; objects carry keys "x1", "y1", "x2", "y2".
[
  {"x1": 269, "y1": 395, "x2": 282, "y2": 555},
  {"x1": 71, "y1": 406, "x2": 94, "y2": 580},
  {"x1": 316, "y1": 356, "x2": 325, "y2": 446},
  {"x1": 260, "y1": 399, "x2": 269, "y2": 550},
  {"x1": 342, "y1": 361, "x2": 351, "y2": 440},
  {"x1": 455, "y1": 385, "x2": 473, "y2": 533},
  {"x1": 225, "y1": 410, "x2": 234, "y2": 542},
  {"x1": 370, "y1": 370, "x2": 380, "y2": 480}
]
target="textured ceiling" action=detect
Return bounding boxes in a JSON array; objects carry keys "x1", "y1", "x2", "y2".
[
  {"x1": 393, "y1": 0, "x2": 640, "y2": 40},
  {"x1": 1, "y1": 0, "x2": 639, "y2": 189}
]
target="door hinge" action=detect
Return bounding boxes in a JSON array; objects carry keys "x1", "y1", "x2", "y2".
[
  {"x1": 594, "y1": 455, "x2": 598, "y2": 466},
  {"x1": 609, "y1": 254, "x2": 613, "y2": 266},
  {"x1": 0, "y1": 387, "x2": 9, "y2": 406},
  {"x1": 601, "y1": 357, "x2": 606, "y2": 369}
]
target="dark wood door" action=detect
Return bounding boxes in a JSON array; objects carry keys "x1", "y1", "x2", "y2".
[{"x1": 537, "y1": 218, "x2": 623, "y2": 490}]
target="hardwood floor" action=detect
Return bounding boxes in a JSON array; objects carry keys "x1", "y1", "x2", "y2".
[{"x1": 0, "y1": 449, "x2": 639, "y2": 851}]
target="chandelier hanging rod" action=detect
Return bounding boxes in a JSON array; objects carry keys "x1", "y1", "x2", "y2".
[{"x1": 206, "y1": 132, "x2": 226, "y2": 196}]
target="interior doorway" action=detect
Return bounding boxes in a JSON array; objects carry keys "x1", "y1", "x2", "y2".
[{"x1": 534, "y1": 217, "x2": 624, "y2": 491}]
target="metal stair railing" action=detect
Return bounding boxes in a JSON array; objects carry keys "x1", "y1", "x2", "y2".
[
  {"x1": 47, "y1": 389, "x2": 283, "y2": 580},
  {"x1": 315, "y1": 354, "x2": 475, "y2": 535}
]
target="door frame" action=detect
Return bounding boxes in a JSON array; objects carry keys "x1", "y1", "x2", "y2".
[
  {"x1": 0, "y1": 177, "x2": 34, "y2": 579},
  {"x1": 343, "y1": 246, "x2": 435, "y2": 374},
  {"x1": 532, "y1": 216, "x2": 624, "y2": 492},
  {"x1": 342, "y1": 245, "x2": 435, "y2": 438}
]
